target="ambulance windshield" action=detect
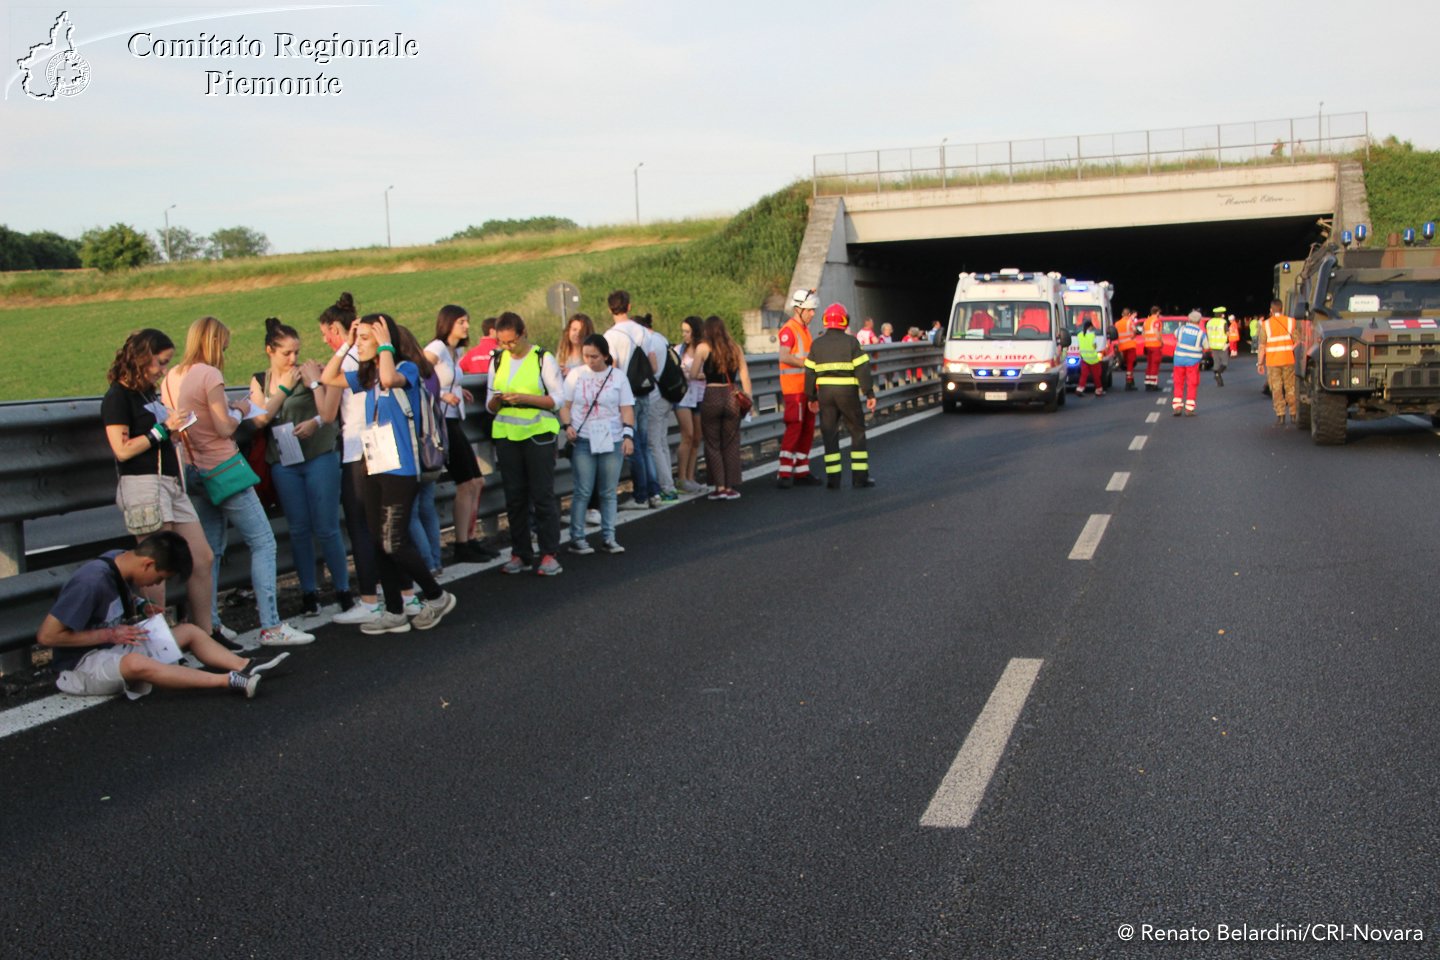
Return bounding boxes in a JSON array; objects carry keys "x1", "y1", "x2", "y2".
[
  {"x1": 951, "y1": 302, "x2": 1053, "y2": 340},
  {"x1": 1065, "y1": 306, "x2": 1103, "y2": 333}
]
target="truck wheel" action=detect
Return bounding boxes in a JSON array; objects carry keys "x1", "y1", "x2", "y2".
[
  {"x1": 1102, "y1": 366, "x2": 1113, "y2": 390},
  {"x1": 1293, "y1": 387, "x2": 1312, "y2": 431},
  {"x1": 1310, "y1": 391, "x2": 1347, "y2": 445},
  {"x1": 1044, "y1": 388, "x2": 1060, "y2": 412}
]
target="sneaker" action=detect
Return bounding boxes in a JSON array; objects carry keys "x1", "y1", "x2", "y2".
[
  {"x1": 403, "y1": 595, "x2": 425, "y2": 617},
  {"x1": 706, "y1": 489, "x2": 726, "y2": 500},
  {"x1": 585, "y1": 509, "x2": 602, "y2": 526},
  {"x1": 722, "y1": 489, "x2": 742, "y2": 500},
  {"x1": 619, "y1": 499, "x2": 649, "y2": 511},
  {"x1": 454, "y1": 540, "x2": 499, "y2": 563},
  {"x1": 647, "y1": 495, "x2": 663, "y2": 509},
  {"x1": 1172, "y1": 409, "x2": 1182, "y2": 417},
  {"x1": 241, "y1": 651, "x2": 290, "y2": 679},
  {"x1": 211, "y1": 623, "x2": 245, "y2": 652},
  {"x1": 679, "y1": 480, "x2": 705, "y2": 494},
  {"x1": 536, "y1": 555, "x2": 563, "y2": 576},
  {"x1": 300, "y1": 592, "x2": 320, "y2": 617},
  {"x1": 1095, "y1": 389, "x2": 1105, "y2": 397},
  {"x1": 598, "y1": 540, "x2": 625, "y2": 554},
  {"x1": 501, "y1": 556, "x2": 531, "y2": 575},
  {"x1": 775, "y1": 475, "x2": 794, "y2": 489},
  {"x1": 412, "y1": 592, "x2": 456, "y2": 631},
  {"x1": 659, "y1": 490, "x2": 679, "y2": 502},
  {"x1": 568, "y1": 539, "x2": 595, "y2": 555},
  {"x1": 228, "y1": 670, "x2": 260, "y2": 699},
  {"x1": 361, "y1": 611, "x2": 412, "y2": 635},
  {"x1": 259, "y1": 622, "x2": 315, "y2": 646},
  {"x1": 333, "y1": 601, "x2": 383, "y2": 625}
]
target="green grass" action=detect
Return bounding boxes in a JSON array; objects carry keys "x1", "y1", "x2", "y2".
[
  {"x1": 574, "y1": 182, "x2": 811, "y2": 341},
  {"x1": 0, "y1": 246, "x2": 665, "y2": 401},
  {"x1": 0, "y1": 220, "x2": 722, "y2": 303},
  {"x1": 1362, "y1": 140, "x2": 1440, "y2": 243}
]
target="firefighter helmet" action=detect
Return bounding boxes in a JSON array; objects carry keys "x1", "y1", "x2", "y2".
[{"x1": 822, "y1": 303, "x2": 849, "y2": 329}]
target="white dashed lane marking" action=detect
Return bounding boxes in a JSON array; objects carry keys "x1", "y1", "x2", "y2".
[
  {"x1": 1146, "y1": 412, "x2": 1159, "y2": 423},
  {"x1": 1107, "y1": 472, "x2": 1130, "y2": 492},
  {"x1": 1068, "y1": 513, "x2": 1111, "y2": 560},
  {"x1": 1129, "y1": 436, "x2": 1147, "y2": 451}
]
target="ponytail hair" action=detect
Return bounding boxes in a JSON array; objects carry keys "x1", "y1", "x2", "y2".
[
  {"x1": 264, "y1": 316, "x2": 299, "y2": 350},
  {"x1": 318, "y1": 291, "x2": 357, "y2": 329}
]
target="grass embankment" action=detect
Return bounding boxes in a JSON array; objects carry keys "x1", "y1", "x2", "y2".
[
  {"x1": 1361, "y1": 142, "x2": 1440, "y2": 242},
  {"x1": 0, "y1": 184, "x2": 813, "y2": 402}
]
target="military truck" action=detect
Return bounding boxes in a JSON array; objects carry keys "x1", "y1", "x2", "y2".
[{"x1": 1291, "y1": 239, "x2": 1440, "y2": 444}]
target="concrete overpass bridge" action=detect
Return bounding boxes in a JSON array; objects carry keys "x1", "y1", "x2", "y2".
[{"x1": 781, "y1": 113, "x2": 1371, "y2": 337}]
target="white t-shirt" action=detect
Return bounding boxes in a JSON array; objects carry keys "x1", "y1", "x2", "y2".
[
  {"x1": 563, "y1": 364, "x2": 635, "y2": 447},
  {"x1": 604, "y1": 319, "x2": 650, "y2": 375},
  {"x1": 336, "y1": 345, "x2": 365, "y2": 464},
  {"x1": 425, "y1": 338, "x2": 464, "y2": 419}
]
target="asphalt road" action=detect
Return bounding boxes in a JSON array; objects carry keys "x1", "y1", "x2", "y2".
[{"x1": 3, "y1": 363, "x2": 1437, "y2": 959}]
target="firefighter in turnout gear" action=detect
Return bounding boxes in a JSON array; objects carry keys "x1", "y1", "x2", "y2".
[
  {"x1": 805, "y1": 303, "x2": 877, "y2": 489},
  {"x1": 776, "y1": 288, "x2": 821, "y2": 487}
]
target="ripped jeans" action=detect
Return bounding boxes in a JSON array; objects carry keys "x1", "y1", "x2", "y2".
[{"x1": 360, "y1": 471, "x2": 441, "y2": 615}]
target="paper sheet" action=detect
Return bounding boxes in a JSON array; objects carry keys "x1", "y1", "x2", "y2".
[
  {"x1": 270, "y1": 422, "x2": 306, "y2": 466},
  {"x1": 139, "y1": 614, "x2": 182, "y2": 665}
]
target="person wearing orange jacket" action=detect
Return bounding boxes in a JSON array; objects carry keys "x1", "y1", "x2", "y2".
[
  {"x1": 1113, "y1": 307, "x2": 1140, "y2": 390},
  {"x1": 1142, "y1": 306, "x2": 1164, "y2": 391},
  {"x1": 1257, "y1": 299, "x2": 1298, "y2": 425},
  {"x1": 776, "y1": 288, "x2": 822, "y2": 488},
  {"x1": 1227, "y1": 315, "x2": 1240, "y2": 357}
]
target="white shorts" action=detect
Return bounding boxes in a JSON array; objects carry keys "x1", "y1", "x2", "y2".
[
  {"x1": 116, "y1": 474, "x2": 200, "y2": 530},
  {"x1": 55, "y1": 647, "x2": 153, "y2": 700}
]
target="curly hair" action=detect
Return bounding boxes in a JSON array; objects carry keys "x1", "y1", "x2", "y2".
[{"x1": 107, "y1": 328, "x2": 175, "y2": 392}]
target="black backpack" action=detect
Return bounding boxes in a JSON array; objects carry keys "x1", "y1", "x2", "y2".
[
  {"x1": 655, "y1": 345, "x2": 687, "y2": 404},
  {"x1": 619, "y1": 328, "x2": 655, "y2": 397}
]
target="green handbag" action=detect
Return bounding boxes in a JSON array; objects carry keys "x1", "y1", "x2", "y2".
[{"x1": 198, "y1": 450, "x2": 260, "y2": 506}]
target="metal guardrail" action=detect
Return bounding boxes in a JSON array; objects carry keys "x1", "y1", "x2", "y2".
[
  {"x1": 0, "y1": 343, "x2": 942, "y2": 666},
  {"x1": 813, "y1": 112, "x2": 1370, "y2": 196}
]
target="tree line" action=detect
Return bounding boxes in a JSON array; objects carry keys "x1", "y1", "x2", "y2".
[{"x1": 0, "y1": 223, "x2": 271, "y2": 272}]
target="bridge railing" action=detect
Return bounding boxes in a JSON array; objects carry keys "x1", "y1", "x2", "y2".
[
  {"x1": 813, "y1": 112, "x2": 1369, "y2": 196},
  {"x1": 0, "y1": 343, "x2": 942, "y2": 670}
]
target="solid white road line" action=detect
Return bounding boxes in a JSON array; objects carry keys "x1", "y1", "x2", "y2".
[
  {"x1": 920, "y1": 657, "x2": 1045, "y2": 829},
  {"x1": 1068, "y1": 513, "x2": 1111, "y2": 560},
  {"x1": 1129, "y1": 436, "x2": 1147, "y2": 451},
  {"x1": 1107, "y1": 472, "x2": 1130, "y2": 492},
  {"x1": 1145, "y1": 412, "x2": 1160, "y2": 423}
]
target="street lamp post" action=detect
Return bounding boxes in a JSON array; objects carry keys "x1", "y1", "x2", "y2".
[
  {"x1": 633, "y1": 162, "x2": 644, "y2": 224},
  {"x1": 384, "y1": 184, "x2": 394, "y2": 247},
  {"x1": 940, "y1": 138, "x2": 948, "y2": 189},
  {"x1": 163, "y1": 203, "x2": 176, "y2": 261}
]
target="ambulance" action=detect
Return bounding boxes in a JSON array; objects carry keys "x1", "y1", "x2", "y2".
[
  {"x1": 941, "y1": 269, "x2": 1070, "y2": 412},
  {"x1": 1062, "y1": 279, "x2": 1115, "y2": 390}
]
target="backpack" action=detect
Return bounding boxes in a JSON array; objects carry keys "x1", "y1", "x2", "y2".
[
  {"x1": 392, "y1": 380, "x2": 448, "y2": 482},
  {"x1": 654, "y1": 345, "x2": 687, "y2": 404},
  {"x1": 619, "y1": 327, "x2": 655, "y2": 397}
]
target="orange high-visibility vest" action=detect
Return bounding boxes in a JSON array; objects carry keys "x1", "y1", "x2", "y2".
[
  {"x1": 1142, "y1": 316, "x2": 1163, "y2": 348},
  {"x1": 1263, "y1": 315, "x2": 1296, "y2": 367},
  {"x1": 778, "y1": 316, "x2": 814, "y2": 394},
  {"x1": 1115, "y1": 315, "x2": 1137, "y2": 351},
  {"x1": 1228, "y1": 319, "x2": 1240, "y2": 345}
]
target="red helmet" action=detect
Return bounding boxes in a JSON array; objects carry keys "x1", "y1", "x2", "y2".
[{"x1": 822, "y1": 303, "x2": 849, "y2": 329}]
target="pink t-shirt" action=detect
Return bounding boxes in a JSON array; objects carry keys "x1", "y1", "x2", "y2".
[{"x1": 163, "y1": 364, "x2": 236, "y2": 471}]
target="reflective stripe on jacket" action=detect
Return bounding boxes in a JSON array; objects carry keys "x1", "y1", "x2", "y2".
[
  {"x1": 1115, "y1": 316, "x2": 1137, "y2": 350},
  {"x1": 1206, "y1": 318, "x2": 1228, "y2": 349},
  {"x1": 1076, "y1": 331, "x2": 1101, "y2": 364},
  {"x1": 491, "y1": 348, "x2": 559, "y2": 440},
  {"x1": 1173, "y1": 324, "x2": 1206, "y2": 366},
  {"x1": 1263, "y1": 315, "x2": 1296, "y2": 367},
  {"x1": 1143, "y1": 317, "x2": 1163, "y2": 348}
]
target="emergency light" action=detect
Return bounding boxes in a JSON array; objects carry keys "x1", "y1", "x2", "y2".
[
  {"x1": 1340, "y1": 231, "x2": 1353, "y2": 247},
  {"x1": 1282, "y1": 262, "x2": 1291, "y2": 273},
  {"x1": 1403, "y1": 227, "x2": 1416, "y2": 246},
  {"x1": 1356, "y1": 224, "x2": 1369, "y2": 242},
  {"x1": 1425, "y1": 222, "x2": 1436, "y2": 241}
]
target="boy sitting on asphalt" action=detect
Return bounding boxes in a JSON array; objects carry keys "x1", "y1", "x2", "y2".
[{"x1": 36, "y1": 531, "x2": 288, "y2": 700}]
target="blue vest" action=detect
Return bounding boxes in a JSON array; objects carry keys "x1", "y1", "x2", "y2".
[{"x1": 1174, "y1": 324, "x2": 1206, "y2": 367}]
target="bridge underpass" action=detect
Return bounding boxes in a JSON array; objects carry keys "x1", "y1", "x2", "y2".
[{"x1": 839, "y1": 213, "x2": 1328, "y2": 326}]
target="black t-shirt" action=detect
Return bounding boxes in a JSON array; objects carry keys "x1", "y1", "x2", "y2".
[{"x1": 102, "y1": 383, "x2": 180, "y2": 477}]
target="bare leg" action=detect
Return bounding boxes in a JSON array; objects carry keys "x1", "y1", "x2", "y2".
[
  {"x1": 174, "y1": 623, "x2": 248, "y2": 671},
  {"x1": 453, "y1": 477, "x2": 483, "y2": 544}
]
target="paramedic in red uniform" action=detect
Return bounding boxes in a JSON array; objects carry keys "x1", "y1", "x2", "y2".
[
  {"x1": 776, "y1": 289, "x2": 822, "y2": 488},
  {"x1": 1142, "y1": 306, "x2": 1164, "y2": 391},
  {"x1": 1114, "y1": 308, "x2": 1139, "y2": 390}
]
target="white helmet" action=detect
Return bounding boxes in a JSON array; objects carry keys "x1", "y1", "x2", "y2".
[{"x1": 790, "y1": 288, "x2": 818, "y2": 311}]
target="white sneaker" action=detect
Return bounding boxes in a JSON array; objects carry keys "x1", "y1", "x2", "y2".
[
  {"x1": 403, "y1": 595, "x2": 426, "y2": 617},
  {"x1": 259, "y1": 622, "x2": 315, "y2": 646},
  {"x1": 599, "y1": 540, "x2": 625, "y2": 554},
  {"x1": 412, "y1": 592, "x2": 456, "y2": 631},
  {"x1": 361, "y1": 611, "x2": 411, "y2": 635},
  {"x1": 585, "y1": 509, "x2": 602, "y2": 526},
  {"x1": 332, "y1": 601, "x2": 383, "y2": 625}
]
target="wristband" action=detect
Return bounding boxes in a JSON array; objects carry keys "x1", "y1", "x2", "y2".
[
  {"x1": 312, "y1": 415, "x2": 324, "y2": 428},
  {"x1": 376, "y1": 344, "x2": 397, "y2": 356},
  {"x1": 277, "y1": 383, "x2": 294, "y2": 397},
  {"x1": 148, "y1": 424, "x2": 169, "y2": 444},
  {"x1": 622, "y1": 426, "x2": 635, "y2": 439}
]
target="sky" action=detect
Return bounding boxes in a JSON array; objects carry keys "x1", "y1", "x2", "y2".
[{"x1": 3, "y1": 0, "x2": 1438, "y2": 255}]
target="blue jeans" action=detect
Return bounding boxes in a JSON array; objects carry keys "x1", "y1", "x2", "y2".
[
  {"x1": 408, "y1": 478, "x2": 442, "y2": 570},
  {"x1": 626, "y1": 393, "x2": 660, "y2": 503},
  {"x1": 187, "y1": 470, "x2": 280, "y2": 629},
  {"x1": 569, "y1": 438, "x2": 622, "y2": 543},
  {"x1": 271, "y1": 450, "x2": 350, "y2": 595}
]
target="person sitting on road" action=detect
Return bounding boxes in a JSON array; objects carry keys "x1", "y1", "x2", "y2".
[{"x1": 37, "y1": 531, "x2": 289, "y2": 700}]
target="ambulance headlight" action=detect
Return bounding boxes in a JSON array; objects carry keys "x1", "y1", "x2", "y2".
[
  {"x1": 954, "y1": 362, "x2": 972, "y2": 375},
  {"x1": 1022, "y1": 362, "x2": 1049, "y2": 374}
]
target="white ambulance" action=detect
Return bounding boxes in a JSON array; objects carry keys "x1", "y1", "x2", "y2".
[
  {"x1": 1062, "y1": 279, "x2": 1116, "y2": 390},
  {"x1": 941, "y1": 269, "x2": 1070, "y2": 412}
]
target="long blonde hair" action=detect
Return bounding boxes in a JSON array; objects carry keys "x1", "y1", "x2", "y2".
[{"x1": 179, "y1": 315, "x2": 230, "y2": 371}]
